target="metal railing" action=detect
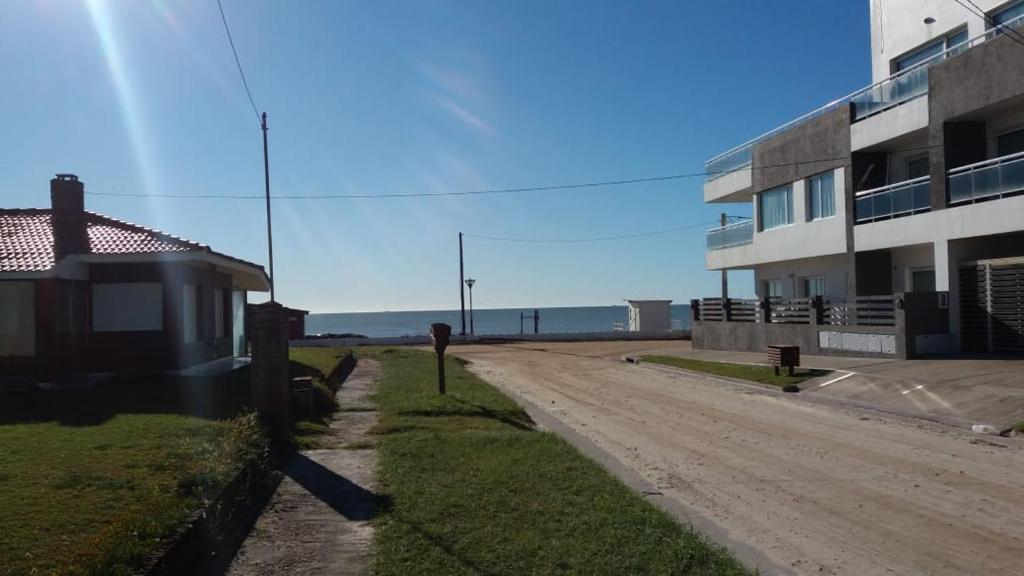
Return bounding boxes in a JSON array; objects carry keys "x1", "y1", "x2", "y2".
[
  {"x1": 854, "y1": 176, "x2": 931, "y2": 224},
  {"x1": 947, "y1": 150, "x2": 1024, "y2": 205},
  {"x1": 706, "y1": 218, "x2": 754, "y2": 250},
  {"x1": 703, "y1": 14, "x2": 1024, "y2": 183},
  {"x1": 824, "y1": 296, "x2": 896, "y2": 327}
]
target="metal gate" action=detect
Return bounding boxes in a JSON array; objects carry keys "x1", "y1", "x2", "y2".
[{"x1": 960, "y1": 258, "x2": 1024, "y2": 354}]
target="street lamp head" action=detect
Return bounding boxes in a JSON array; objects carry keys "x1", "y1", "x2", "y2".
[{"x1": 465, "y1": 278, "x2": 476, "y2": 288}]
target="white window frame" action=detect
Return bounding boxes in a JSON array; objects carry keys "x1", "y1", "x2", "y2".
[
  {"x1": 807, "y1": 171, "x2": 836, "y2": 221},
  {"x1": 758, "y1": 185, "x2": 794, "y2": 231}
]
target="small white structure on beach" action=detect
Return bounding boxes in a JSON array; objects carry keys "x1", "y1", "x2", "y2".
[{"x1": 626, "y1": 299, "x2": 672, "y2": 333}]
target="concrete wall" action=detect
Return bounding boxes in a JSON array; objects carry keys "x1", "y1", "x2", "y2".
[
  {"x1": 692, "y1": 320, "x2": 900, "y2": 359},
  {"x1": 869, "y1": 0, "x2": 1000, "y2": 82},
  {"x1": 704, "y1": 167, "x2": 752, "y2": 203},
  {"x1": 851, "y1": 95, "x2": 929, "y2": 151}
]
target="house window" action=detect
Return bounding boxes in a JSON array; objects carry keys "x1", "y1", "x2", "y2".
[
  {"x1": 758, "y1": 185, "x2": 793, "y2": 231},
  {"x1": 893, "y1": 29, "x2": 968, "y2": 72},
  {"x1": 232, "y1": 290, "x2": 246, "y2": 356},
  {"x1": 907, "y1": 156, "x2": 930, "y2": 179},
  {"x1": 92, "y1": 283, "x2": 163, "y2": 332},
  {"x1": 762, "y1": 279, "x2": 783, "y2": 299},
  {"x1": 182, "y1": 284, "x2": 199, "y2": 343},
  {"x1": 808, "y1": 172, "x2": 835, "y2": 220},
  {"x1": 997, "y1": 128, "x2": 1024, "y2": 157},
  {"x1": 912, "y1": 269, "x2": 936, "y2": 292},
  {"x1": 802, "y1": 276, "x2": 826, "y2": 297},
  {"x1": 993, "y1": 0, "x2": 1024, "y2": 29},
  {"x1": 214, "y1": 288, "x2": 226, "y2": 339},
  {"x1": 0, "y1": 282, "x2": 36, "y2": 356}
]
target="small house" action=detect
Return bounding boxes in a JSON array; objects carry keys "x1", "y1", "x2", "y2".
[
  {"x1": 0, "y1": 174, "x2": 270, "y2": 380},
  {"x1": 626, "y1": 299, "x2": 672, "y2": 333}
]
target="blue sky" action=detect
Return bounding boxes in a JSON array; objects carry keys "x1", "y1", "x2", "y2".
[{"x1": 1, "y1": 0, "x2": 869, "y2": 312}]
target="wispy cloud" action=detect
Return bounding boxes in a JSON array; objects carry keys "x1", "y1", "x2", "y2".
[{"x1": 431, "y1": 93, "x2": 494, "y2": 134}]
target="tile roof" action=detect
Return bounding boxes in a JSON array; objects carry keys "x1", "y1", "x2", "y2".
[{"x1": 0, "y1": 208, "x2": 259, "y2": 274}]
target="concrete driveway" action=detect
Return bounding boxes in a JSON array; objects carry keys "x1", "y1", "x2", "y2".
[{"x1": 615, "y1": 341, "x2": 1024, "y2": 429}]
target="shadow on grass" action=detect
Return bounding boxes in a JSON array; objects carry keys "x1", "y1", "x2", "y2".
[
  {"x1": 397, "y1": 396, "x2": 535, "y2": 432},
  {"x1": 0, "y1": 368, "x2": 253, "y2": 427}
]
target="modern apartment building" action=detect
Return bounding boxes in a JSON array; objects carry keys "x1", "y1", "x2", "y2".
[{"x1": 696, "y1": 0, "x2": 1024, "y2": 357}]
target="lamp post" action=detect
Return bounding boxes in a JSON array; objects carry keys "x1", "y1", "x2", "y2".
[{"x1": 465, "y1": 278, "x2": 476, "y2": 335}]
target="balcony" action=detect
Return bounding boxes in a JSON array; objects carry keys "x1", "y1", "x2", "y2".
[
  {"x1": 703, "y1": 15, "x2": 1024, "y2": 184},
  {"x1": 855, "y1": 176, "x2": 931, "y2": 224},
  {"x1": 706, "y1": 218, "x2": 753, "y2": 250},
  {"x1": 948, "y1": 151, "x2": 1024, "y2": 205}
]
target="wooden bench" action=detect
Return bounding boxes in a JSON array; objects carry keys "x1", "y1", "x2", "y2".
[{"x1": 767, "y1": 345, "x2": 800, "y2": 376}]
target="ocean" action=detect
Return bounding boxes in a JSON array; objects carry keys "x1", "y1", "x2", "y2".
[{"x1": 306, "y1": 305, "x2": 692, "y2": 338}]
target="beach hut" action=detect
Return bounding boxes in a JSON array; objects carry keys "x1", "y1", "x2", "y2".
[{"x1": 626, "y1": 300, "x2": 672, "y2": 333}]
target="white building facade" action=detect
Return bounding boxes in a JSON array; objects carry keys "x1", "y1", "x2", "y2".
[{"x1": 701, "y1": 0, "x2": 1024, "y2": 356}]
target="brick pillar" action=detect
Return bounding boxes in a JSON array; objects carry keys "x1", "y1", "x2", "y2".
[{"x1": 249, "y1": 302, "x2": 290, "y2": 445}]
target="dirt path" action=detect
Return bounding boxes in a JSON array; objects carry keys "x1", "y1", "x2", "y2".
[
  {"x1": 226, "y1": 360, "x2": 382, "y2": 576},
  {"x1": 453, "y1": 344, "x2": 1024, "y2": 576}
]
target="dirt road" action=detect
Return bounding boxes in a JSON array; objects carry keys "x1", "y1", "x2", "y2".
[{"x1": 453, "y1": 342, "x2": 1024, "y2": 576}]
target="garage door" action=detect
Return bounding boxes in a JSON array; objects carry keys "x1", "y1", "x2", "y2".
[{"x1": 960, "y1": 259, "x2": 1024, "y2": 354}]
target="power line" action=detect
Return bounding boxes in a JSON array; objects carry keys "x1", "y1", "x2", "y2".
[
  {"x1": 78, "y1": 142, "x2": 945, "y2": 201},
  {"x1": 216, "y1": 0, "x2": 261, "y2": 122},
  {"x1": 463, "y1": 221, "x2": 719, "y2": 243},
  {"x1": 950, "y1": 0, "x2": 1024, "y2": 47}
]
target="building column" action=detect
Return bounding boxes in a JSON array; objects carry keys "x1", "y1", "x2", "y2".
[{"x1": 933, "y1": 239, "x2": 961, "y2": 350}]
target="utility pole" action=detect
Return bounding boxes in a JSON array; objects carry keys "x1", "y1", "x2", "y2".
[
  {"x1": 262, "y1": 112, "x2": 275, "y2": 302},
  {"x1": 459, "y1": 232, "x2": 466, "y2": 335}
]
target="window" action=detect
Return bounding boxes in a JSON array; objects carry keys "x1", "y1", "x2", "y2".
[
  {"x1": 762, "y1": 279, "x2": 783, "y2": 298},
  {"x1": 907, "y1": 156, "x2": 930, "y2": 179},
  {"x1": 997, "y1": 128, "x2": 1024, "y2": 157},
  {"x1": 893, "y1": 29, "x2": 968, "y2": 72},
  {"x1": 802, "y1": 276, "x2": 826, "y2": 297},
  {"x1": 808, "y1": 172, "x2": 835, "y2": 220},
  {"x1": 993, "y1": 0, "x2": 1024, "y2": 28},
  {"x1": 92, "y1": 283, "x2": 163, "y2": 332},
  {"x1": 232, "y1": 290, "x2": 246, "y2": 357},
  {"x1": 0, "y1": 282, "x2": 36, "y2": 356},
  {"x1": 758, "y1": 185, "x2": 793, "y2": 230},
  {"x1": 214, "y1": 288, "x2": 226, "y2": 339},
  {"x1": 912, "y1": 269, "x2": 936, "y2": 292},
  {"x1": 182, "y1": 284, "x2": 199, "y2": 343}
]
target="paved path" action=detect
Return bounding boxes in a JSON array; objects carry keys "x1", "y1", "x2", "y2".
[
  {"x1": 453, "y1": 343, "x2": 1024, "y2": 576},
  {"x1": 226, "y1": 360, "x2": 382, "y2": 576}
]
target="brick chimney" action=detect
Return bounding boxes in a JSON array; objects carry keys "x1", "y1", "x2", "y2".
[{"x1": 50, "y1": 174, "x2": 89, "y2": 260}]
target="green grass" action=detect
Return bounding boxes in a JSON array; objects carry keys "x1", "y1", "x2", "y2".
[
  {"x1": 289, "y1": 347, "x2": 353, "y2": 449},
  {"x1": 0, "y1": 383, "x2": 266, "y2": 569},
  {"x1": 642, "y1": 355, "x2": 831, "y2": 389},
  {"x1": 1015, "y1": 421, "x2": 1024, "y2": 433},
  {"x1": 362, "y1": 347, "x2": 749, "y2": 576}
]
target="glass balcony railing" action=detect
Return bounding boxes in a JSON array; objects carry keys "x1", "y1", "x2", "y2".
[
  {"x1": 948, "y1": 151, "x2": 1024, "y2": 205},
  {"x1": 849, "y1": 65, "x2": 930, "y2": 120},
  {"x1": 706, "y1": 219, "x2": 753, "y2": 250},
  {"x1": 703, "y1": 14, "x2": 1024, "y2": 183},
  {"x1": 705, "y1": 146, "x2": 752, "y2": 182},
  {"x1": 855, "y1": 176, "x2": 931, "y2": 224}
]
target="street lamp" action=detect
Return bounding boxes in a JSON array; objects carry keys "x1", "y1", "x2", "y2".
[{"x1": 464, "y1": 278, "x2": 476, "y2": 335}]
